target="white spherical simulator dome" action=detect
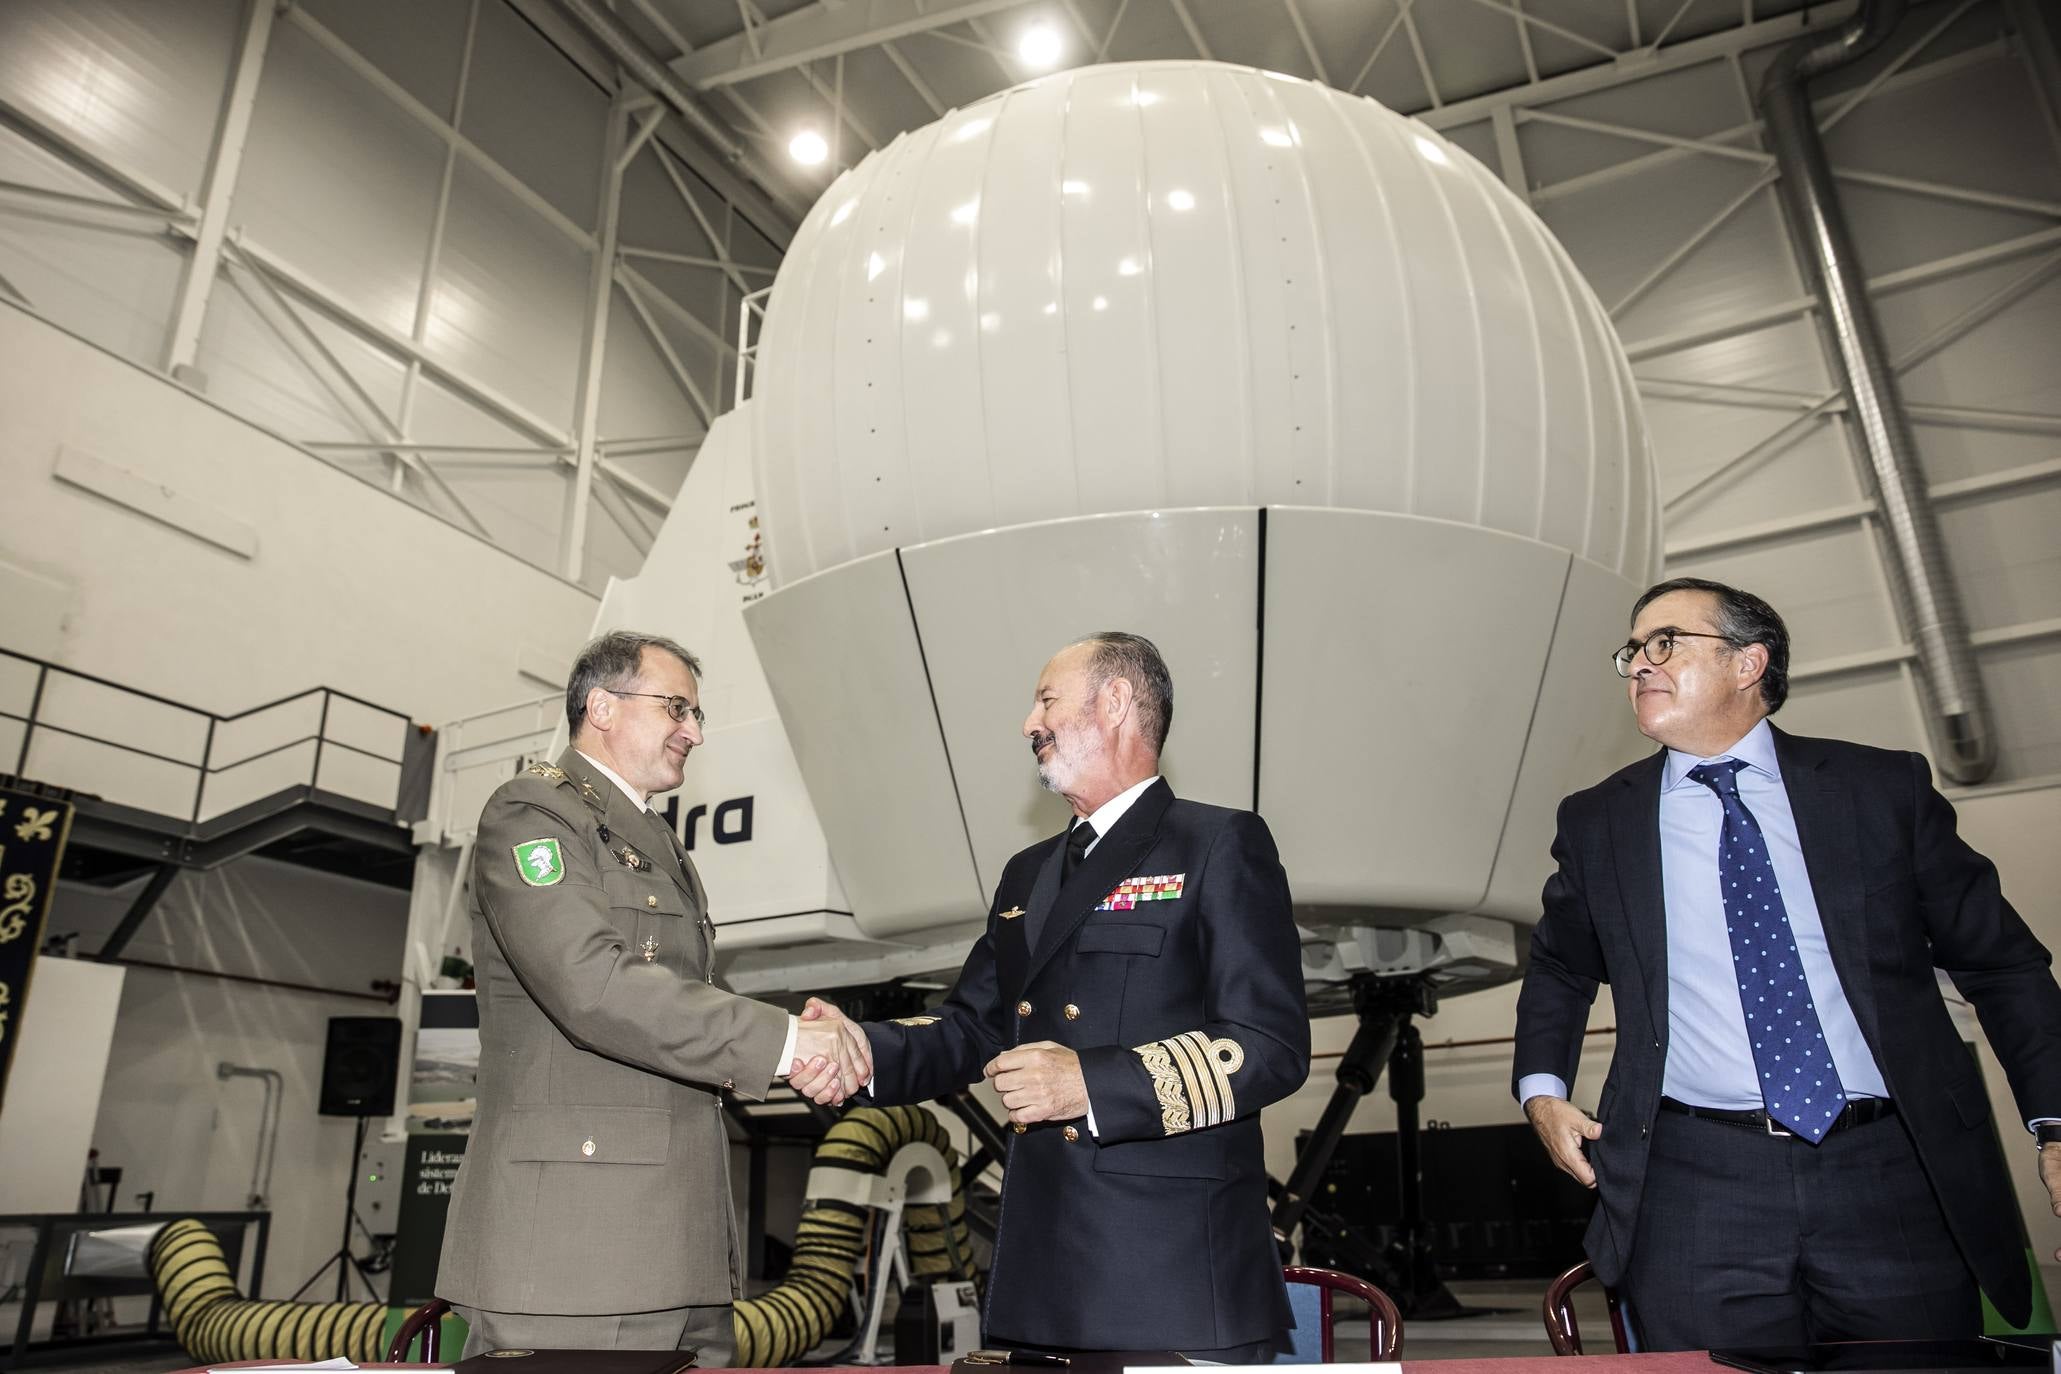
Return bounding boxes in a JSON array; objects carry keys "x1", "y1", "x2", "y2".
[
  {"x1": 742, "y1": 61, "x2": 1661, "y2": 969},
  {"x1": 753, "y1": 60, "x2": 1656, "y2": 583}
]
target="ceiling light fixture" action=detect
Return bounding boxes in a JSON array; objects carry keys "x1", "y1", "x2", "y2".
[
  {"x1": 789, "y1": 130, "x2": 828, "y2": 166},
  {"x1": 1018, "y1": 23, "x2": 1063, "y2": 69}
]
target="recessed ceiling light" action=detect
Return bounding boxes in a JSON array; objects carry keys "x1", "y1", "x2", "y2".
[
  {"x1": 1018, "y1": 23, "x2": 1063, "y2": 69},
  {"x1": 789, "y1": 130, "x2": 828, "y2": 166}
]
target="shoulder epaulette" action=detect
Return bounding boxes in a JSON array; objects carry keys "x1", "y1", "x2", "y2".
[{"x1": 522, "y1": 760, "x2": 609, "y2": 818}]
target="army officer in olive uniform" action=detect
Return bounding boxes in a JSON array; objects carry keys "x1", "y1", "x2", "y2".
[
  {"x1": 820, "y1": 632, "x2": 1311, "y2": 1360},
  {"x1": 438, "y1": 631, "x2": 869, "y2": 1361}
]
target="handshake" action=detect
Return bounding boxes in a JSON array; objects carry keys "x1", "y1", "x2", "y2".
[{"x1": 785, "y1": 996, "x2": 873, "y2": 1105}]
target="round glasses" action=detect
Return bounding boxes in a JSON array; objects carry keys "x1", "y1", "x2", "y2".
[
  {"x1": 606, "y1": 689, "x2": 707, "y2": 728},
  {"x1": 1611, "y1": 629, "x2": 1732, "y2": 677}
]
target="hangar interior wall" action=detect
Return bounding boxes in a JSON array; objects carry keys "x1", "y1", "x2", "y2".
[{"x1": 0, "y1": 0, "x2": 2056, "y2": 1314}]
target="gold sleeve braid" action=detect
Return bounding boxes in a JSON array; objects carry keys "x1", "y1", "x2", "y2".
[{"x1": 1133, "y1": 1030, "x2": 1246, "y2": 1135}]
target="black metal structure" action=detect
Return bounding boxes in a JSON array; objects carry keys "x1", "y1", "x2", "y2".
[{"x1": 1273, "y1": 973, "x2": 1468, "y2": 1318}]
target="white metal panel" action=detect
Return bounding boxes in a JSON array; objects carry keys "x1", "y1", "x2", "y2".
[
  {"x1": 0, "y1": 221, "x2": 179, "y2": 369},
  {"x1": 754, "y1": 60, "x2": 1656, "y2": 589},
  {"x1": 237, "y1": 19, "x2": 444, "y2": 339},
  {"x1": 901, "y1": 102, "x2": 1003, "y2": 539},
  {"x1": 432, "y1": 160, "x2": 587, "y2": 432},
  {"x1": 295, "y1": 0, "x2": 467, "y2": 117},
  {"x1": 461, "y1": 0, "x2": 605, "y2": 234},
  {"x1": 1258, "y1": 509, "x2": 1572, "y2": 918},
  {"x1": 0, "y1": 0, "x2": 240, "y2": 197},
  {"x1": 742, "y1": 550, "x2": 986, "y2": 937},
  {"x1": 973, "y1": 73, "x2": 1080, "y2": 527},
  {"x1": 1474, "y1": 553, "x2": 1653, "y2": 919},
  {"x1": 899, "y1": 508, "x2": 1261, "y2": 891}
]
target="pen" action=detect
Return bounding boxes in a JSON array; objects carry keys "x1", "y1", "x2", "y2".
[{"x1": 966, "y1": 1350, "x2": 1072, "y2": 1367}]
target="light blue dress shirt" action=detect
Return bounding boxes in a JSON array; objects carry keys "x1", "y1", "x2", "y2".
[{"x1": 1518, "y1": 719, "x2": 1889, "y2": 1110}]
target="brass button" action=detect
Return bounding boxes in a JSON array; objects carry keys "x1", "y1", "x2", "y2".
[
  {"x1": 580, "y1": 1138, "x2": 596, "y2": 1157},
  {"x1": 1016, "y1": 1000, "x2": 1032, "y2": 1017},
  {"x1": 1012, "y1": 1122, "x2": 1027, "y2": 1135},
  {"x1": 1063, "y1": 1003, "x2": 1080, "y2": 1020},
  {"x1": 1062, "y1": 1125, "x2": 1079, "y2": 1143},
  {"x1": 646, "y1": 895, "x2": 658, "y2": 908}
]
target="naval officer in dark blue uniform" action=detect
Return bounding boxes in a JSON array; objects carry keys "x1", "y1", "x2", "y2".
[{"x1": 824, "y1": 632, "x2": 1310, "y2": 1360}]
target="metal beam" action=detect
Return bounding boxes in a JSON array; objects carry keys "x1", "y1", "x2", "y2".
[
  {"x1": 1530, "y1": 38, "x2": 2001, "y2": 204},
  {"x1": 0, "y1": 180, "x2": 186, "y2": 235},
  {"x1": 563, "y1": 102, "x2": 632, "y2": 583},
  {"x1": 163, "y1": 0, "x2": 275, "y2": 376},
  {"x1": 1416, "y1": 4, "x2": 1855, "y2": 131},
  {"x1": 95, "y1": 865, "x2": 181, "y2": 963},
  {"x1": 882, "y1": 40, "x2": 947, "y2": 116},
  {"x1": 1624, "y1": 224, "x2": 2061, "y2": 364},
  {"x1": 672, "y1": 0, "x2": 1035, "y2": 89}
]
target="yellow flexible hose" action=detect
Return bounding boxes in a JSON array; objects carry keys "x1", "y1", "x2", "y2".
[
  {"x1": 148, "y1": 1218, "x2": 387, "y2": 1364},
  {"x1": 147, "y1": 1103, "x2": 971, "y2": 1368},
  {"x1": 733, "y1": 1104, "x2": 973, "y2": 1366}
]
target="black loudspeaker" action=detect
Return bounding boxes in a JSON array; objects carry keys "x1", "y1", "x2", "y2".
[{"x1": 319, "y1": 1017, "x2": 401, "y2": 1117}]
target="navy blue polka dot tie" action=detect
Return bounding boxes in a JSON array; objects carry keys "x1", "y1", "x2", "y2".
[{"x1": 1688, "y1": 759, "x2": 1847, "y2": 1142}]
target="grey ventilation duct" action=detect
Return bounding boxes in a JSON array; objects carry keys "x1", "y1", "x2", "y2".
[{"x1": 1760, "y1": 0, "x2": 1996, "y2": 782}]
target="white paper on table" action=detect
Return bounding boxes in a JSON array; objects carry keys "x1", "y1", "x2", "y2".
[{"x1": 209, "y1": 1360, "x2": 358, "y2": 1372}]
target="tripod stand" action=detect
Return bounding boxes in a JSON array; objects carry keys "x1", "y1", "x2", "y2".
[
  {"x1": 290, "y1": 1115, "x2": 382, "y2": 1303},
  {"x1": 1272, "y1": 972, "x2": 1469, "y2": 1318}
]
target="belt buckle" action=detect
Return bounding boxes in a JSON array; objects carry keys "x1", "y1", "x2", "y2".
[{"x1": 1763, "y1": 1114, "x2": 1793, "y2": 1138}]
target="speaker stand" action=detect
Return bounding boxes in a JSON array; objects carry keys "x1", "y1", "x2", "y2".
[{"x1": 290, "y1": 1115, "x2": 382, "y2": 1303}]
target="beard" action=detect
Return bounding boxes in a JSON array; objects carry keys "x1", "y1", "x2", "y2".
[{"x1": 1031, "y1": 727, "x2": 1095, "y2": 794}]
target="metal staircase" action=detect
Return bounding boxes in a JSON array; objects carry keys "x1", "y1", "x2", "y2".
[{"x1": 1, "y1": 648, "x2": 426, "y2": 959}]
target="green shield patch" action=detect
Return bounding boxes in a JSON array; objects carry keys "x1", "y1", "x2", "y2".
[{"x1": 513, "y1": 837, "x2": 565, "y2": 886}]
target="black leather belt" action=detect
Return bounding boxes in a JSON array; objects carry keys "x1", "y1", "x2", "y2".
[{"x1": 1658, "y1": 1095, "x2": 1895, "y2": 1138}]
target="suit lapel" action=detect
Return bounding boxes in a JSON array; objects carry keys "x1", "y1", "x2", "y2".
[
  {"x1": 1026, "y1": 779, "x2": 1175, "y2": 982},
  {"x1": 1607, "y1": 751, "x2": 1669, "y2": 1022},
  {"x1": 1774, "y1": 727, "x2": 1876, "y2": 1039}
]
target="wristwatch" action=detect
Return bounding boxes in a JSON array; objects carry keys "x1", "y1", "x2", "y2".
[{"x1": 2036, "y1": 1123, "x2": 2061, "y2": 1151}]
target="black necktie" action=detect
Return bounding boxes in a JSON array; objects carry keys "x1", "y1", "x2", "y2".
[{"x1": 1063, "y1": 820, "x2": 1096, "y2": 879}]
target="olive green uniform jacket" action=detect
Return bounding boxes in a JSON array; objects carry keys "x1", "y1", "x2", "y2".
[{"x1": 437, "y1": 748, "x2": 790, "y2": 1315}]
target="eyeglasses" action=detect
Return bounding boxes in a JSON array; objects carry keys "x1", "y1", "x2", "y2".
[
  {"x1": 1612, "y1": 629, "x2": 1733, "y2": 677},
  {"x1": 606, "y1": 689, "x2": 706, "y2": 728}
]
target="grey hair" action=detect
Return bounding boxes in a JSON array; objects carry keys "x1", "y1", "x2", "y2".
[
  {"x1": 1071, "y1": 631, "x2": 1174, "y2": 755},
  {"x1": 1630, "y1": 576, "x2": 1790, "y2": 713},
  {"x1": 566, "y1": 630, "x2": 702, "y2": 734}
]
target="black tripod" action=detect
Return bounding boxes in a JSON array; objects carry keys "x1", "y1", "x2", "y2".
[
  {"x1": 1272, "y1": 972, "x2": 1469, "y2": 1318},
  {"x1": 290, "y1": 1115, "x2": 382, "y2": 1302}
]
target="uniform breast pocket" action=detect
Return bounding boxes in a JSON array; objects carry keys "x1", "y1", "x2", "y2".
[
  {"x1": 1076, "y1": 922, "x2": 1166, "y2": 957},
  {"x1": 599, "y1": 870, "x2": 694, "y2": 964}
]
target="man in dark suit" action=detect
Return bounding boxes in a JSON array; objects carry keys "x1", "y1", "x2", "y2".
[
  {"x1": 1514, "y1": 577, "x2": 2061, "y2": 1350},
  {"x1": 811, "y1": 632, "x2": 1310, "y2": 1359}
]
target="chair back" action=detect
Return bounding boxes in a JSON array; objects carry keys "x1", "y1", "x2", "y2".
[
  {"x1": 1541, "y1": 1260, "x2": 1632, "y2": 1355},
  {"x1": 1277, "y1": 1265, "x2": 1403, "y2": 1362},
  {"x1": 387, "y1": 1297, "x2": 454, "y2": 1362}
]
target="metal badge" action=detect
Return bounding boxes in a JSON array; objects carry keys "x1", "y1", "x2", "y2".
[{"x1": 640, "y1": 936, "x2": 659, "y2": 962}]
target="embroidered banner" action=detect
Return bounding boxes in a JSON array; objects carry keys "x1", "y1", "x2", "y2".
[{"x1": 0, "y1": 785, "x2": 74, "y2": 1114}]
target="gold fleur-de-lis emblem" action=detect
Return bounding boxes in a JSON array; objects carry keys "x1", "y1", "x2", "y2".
[
  {"x1": 14, "y1": 808, "x2": 56, "y2": 843},
  {"x1": 640, "y1": 937, "x2": 659, "y2": 963}
]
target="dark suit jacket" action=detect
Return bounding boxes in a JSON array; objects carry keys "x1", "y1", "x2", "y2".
[
  {"x1": 1512, "y1": 725, "x2": 2061, "y2": 1325},
  {"x1": 862, "y1": 779, "x2": 1311, "y2": 1350}
]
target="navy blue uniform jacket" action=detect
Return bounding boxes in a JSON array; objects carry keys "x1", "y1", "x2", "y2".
[
  {"x1": 862, "y1": 779, "x2": 1310, "y2": 1350},
  {"x1": 1512, "y1": 727, "x2": 2061, "y2": 1325}
]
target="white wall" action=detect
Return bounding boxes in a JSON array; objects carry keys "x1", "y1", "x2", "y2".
[
  {"x1": 0, "y1": 957, "x2": 125, "y2": 1211},
  {"x1": 0, "y1": 305, "x2": 596, "y2": 724},
  {"x1": 45, "y1": 854, "x2": 410, "y2": 1303}
]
